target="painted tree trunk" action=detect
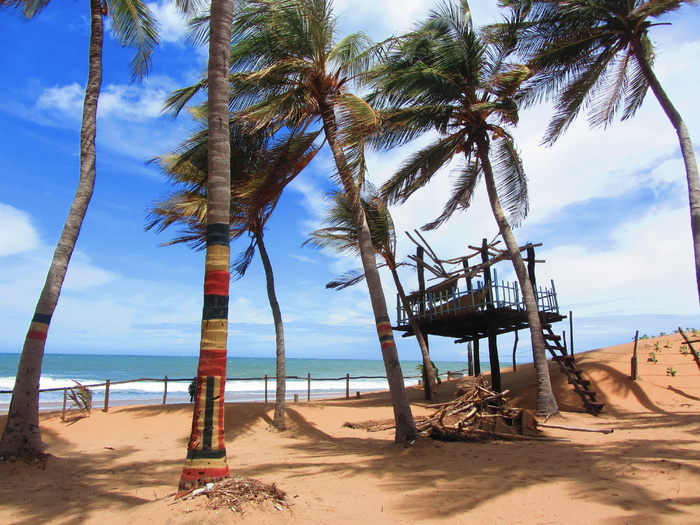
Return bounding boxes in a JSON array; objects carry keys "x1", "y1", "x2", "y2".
[
  {"x1": 0, "y1": 0, "x2": 103, "y2": 457},
  {"x1": 631, "y1": 40, "x2": 700, "y2": 308},
  {"x1": 319, "y1": 101, "x2": 417, "y2": 443},
  {"x1": 479, "y1": 140, "x2": 559, "y2": 416},
  {"x1": 389, "y1": 265, "x2": 438, "y2": 402},
  {"x1": 255, "y1": 230, "x2": 286, "y2": 429},
  {"x1": 179, "y1": 0, "x2": 234, "y2": 492}
]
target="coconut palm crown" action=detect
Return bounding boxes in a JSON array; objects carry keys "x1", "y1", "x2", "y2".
[
  {"x1": 370, "y1": 0, "x2": 559, "y2": 414},
  {"x1": 505, "y1": 0, "x2": 700, "y2": 307}
]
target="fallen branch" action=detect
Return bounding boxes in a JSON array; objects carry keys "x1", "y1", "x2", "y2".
[
  {"x1": 470, "y1": 429, "x2": 571, "y2": 442},
  {"x1": 537, "y1": 423, "x2": 614, "y2": 434}
]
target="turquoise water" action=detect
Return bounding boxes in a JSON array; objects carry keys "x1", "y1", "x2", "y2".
[{"x1": 0, "y1": 353, "x2": 473, "y2": 410}]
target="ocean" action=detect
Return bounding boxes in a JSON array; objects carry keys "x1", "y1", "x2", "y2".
[{"x1": 0, "y1": 353, "x2": 472, "y2": 411}]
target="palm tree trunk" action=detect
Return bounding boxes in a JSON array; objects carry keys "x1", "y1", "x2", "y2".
[
  {"x1": 0, "y1": 0, "x2": 104, "y2": 458},
  {"x1": 389, "y1": 266, "x2": 438, "y2": 402},
  {"x1": 179, "y1": 0, "x2": 234, "y2": 492},
  {"x1": 478, "y1": 140, "x2": 559, "y2": 416},
  {"x1": 631, "y1": 39, "x2": 700, "y2": 308},
  {"x1": 254, "y1": 230, "x2": 286, "y2": 429},
  {"x1": 319, "y1": 101, "x2": 417, "y2": 443}
]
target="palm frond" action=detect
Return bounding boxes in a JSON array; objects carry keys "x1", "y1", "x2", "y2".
[
  {"x1": 381, "y1": 133, "x2": 465, "y2": 205},
  {"x1": 422, "y1": 160, "x2": 480, "y2": 231},
  {"x1": 490, "y1": 134, "x2": 528, "y2": 227},
  {"x1": 110, "y1": 0, "x2": 159, "y2": 81},
  {"x1": 231, "y1": 241, "x2": 257, "y2": 280},
  {"x1": 326, "y1": 269, "x2": 366, "y2": 290}
]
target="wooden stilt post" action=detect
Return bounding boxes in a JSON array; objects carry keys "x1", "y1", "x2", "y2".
[
  {"x1": 307, "y1": 373, "x2": 311, "y2": 402},
  {"x1": 61, "y1": 389, "x2": 68, "y2": 421},
  {"x1": 103, "y1": 379, "x2": 110, "y2": 412},
  {"x1": 632, "y1": 330, "x2": 639, "y2": 380},
  {"x1": 162, "y1": 375, "x2": 168, "y2": 405},
  {"x1": 264, "y1": 374, "x2": 268, "y2": 403},
  {"x1": 482, "y1": 239, "x2": 501, "y2": 392}
]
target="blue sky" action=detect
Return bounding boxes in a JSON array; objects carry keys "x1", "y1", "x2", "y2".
[{"x1": 0, "y1": 1, "x2": 698, "y2": 366}]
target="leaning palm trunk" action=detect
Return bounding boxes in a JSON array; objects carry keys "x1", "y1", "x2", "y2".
[
  {"x1": 389, "y1": 266, "x2": 438, "y2": 402},
  {"x1": 320, "y1": 102, "x2": 417, "y2": 443},
  {"x1": 479, "y1": 140, "x2": 558, "y2": 416},
  {"x1": 630, "y1": 41, "x2": 700, "y2": 307},
  {"x1": 254, "y1": 231, "x2": 286, "y2": 429},
  {"x1": 179, "y1": 0, "x2": 234, "y2": 491},
  {"x1": 0, "y1": 0, "x2": 103, "y2": 458}
]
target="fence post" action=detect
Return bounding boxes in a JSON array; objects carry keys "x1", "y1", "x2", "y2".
[
  {"x1": 632, "y1": 330, "x2": 639, "y2": 380},
  {"x1": 61, "y1": 389, "x2": 68, "y2": 421},
  {"x1": 264, "y1": 374, "x2": 268, "y2": 403},
  {"x1": 162, "y1": 375, "x2": 168, "y2": 405},
  {"x1": 307, "y1": 373, "x2": 311, "y2": 402},
  {"x1": 345, "y1": 373, "x2": 350, "y2": 399},
  {"x1": 103, "y1": 379, "x2": 111, "y2": 412}
]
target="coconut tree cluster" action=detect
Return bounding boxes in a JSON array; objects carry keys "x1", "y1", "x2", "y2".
[{"x1": 2, "y1": 0, "x2": 697, "y2": 497}]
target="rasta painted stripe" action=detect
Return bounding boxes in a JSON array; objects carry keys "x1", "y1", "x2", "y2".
[
  {"x1": 204, "y1": 270, "x2": 229, "y2": 296},
  {"x1": 190, "y1": 373, "x2": 226, "y2": 450},
  {"x1": 203, "y1": 295, "x2": 228, "y2": 320},
  {"x1": 375, "y1": 315, "x2": 396, "y2": 350},
  {"x1": 200, "y1": 319, "x2": 228, "y2": 352},
  {"x1": 206, "y1": 223, "x2": 230, "y2": 247},
  {"x1": 27, "y1": 312, "x2": 52, "y2": 342},
  {"x1": 179, "y1": 464, "x2": 229, "y2": 490},
  {"x1": 32, "y1": 313, "x2": 52, "y2": 325}
]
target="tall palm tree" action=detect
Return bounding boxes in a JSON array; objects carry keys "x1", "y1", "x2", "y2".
[
  {"x1": 305, "y1": 187, "x2": 439, "y2": 402},
  {"x1": 0, "y1": 0, "x2": 183, "y2": 459},
  {"x1": 165, "y1": 0, "x2": 417, "y2": 441},
  {"x1": 508, "y1": 0, "x2": 700, "y2": 306},
  {"x1": 148, "y1": 123, "x2": 320, "y2": 432},
  {"x1": 371, "y1": 0, "x2": 559, "y2": 415},
  {"x1": 176, "y1": 0, "x2": 235, "y2": 492}
]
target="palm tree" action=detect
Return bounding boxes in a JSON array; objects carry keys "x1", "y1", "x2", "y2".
[
  {"x1": 148, "y1": 123, "x2": 320, "y2": 432},
  {"x1": 371, "y1": 0, "x2": 559, "y2": 415},
  {"x1": 508, "y1": 0, "x2": 700, "y2": 306},
  {"x1": 165, "y1": 0, "x2": 417, "y2": 441},
  {"x1": 305, "y1": 187, "x2": 439, "y2": 402},
  {"x1": 0, "y1": 0, "x2": 182, "y2": 459},
  {"x1": 175, "y1": 0, "x2": 235, "y2": 492}
]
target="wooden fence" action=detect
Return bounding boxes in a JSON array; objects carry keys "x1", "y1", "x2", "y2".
[{"x1": 1, "y1": 370, "x2": 469, "y2": 419}]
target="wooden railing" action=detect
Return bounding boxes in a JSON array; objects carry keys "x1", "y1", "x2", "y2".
[{"x1": 397, "y1": 279, "x2": 559, "y2": 326}]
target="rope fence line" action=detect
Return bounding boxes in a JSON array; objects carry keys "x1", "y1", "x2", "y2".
[{"x1": 0, "y1": 369, "x2": 471, "y2": 419}]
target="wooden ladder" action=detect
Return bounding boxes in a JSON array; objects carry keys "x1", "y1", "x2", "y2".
[{"x1": 540, "y1": 318, "x2": 604, "y2": 416}]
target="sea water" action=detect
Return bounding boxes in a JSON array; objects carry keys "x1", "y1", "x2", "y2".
[{"x1": 0, "y1": 354, "x2": 472, "y2": 411}]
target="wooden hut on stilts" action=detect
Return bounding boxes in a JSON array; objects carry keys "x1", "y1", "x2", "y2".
[{"x1": 394, "y1": 232, "x2": 604, "y2": 415}]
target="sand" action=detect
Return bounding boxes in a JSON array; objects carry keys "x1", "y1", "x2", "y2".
[{"x1": 1, "y1": 333, "x2": 699, "y2": 524}]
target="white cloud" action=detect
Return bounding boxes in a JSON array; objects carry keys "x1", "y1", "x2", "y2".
[
  {"x1": 0, "y1": 204, "x2": 41, "y2": 257},
  {"x1": 148, "y1": 1, "x2": 191, "y2": 45},
  {"x1": 36, "y1": 83, "x2": 84, "y2": 119}
]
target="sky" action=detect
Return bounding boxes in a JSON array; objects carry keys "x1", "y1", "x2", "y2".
[{"x1": 0, "y1": 1, "x2": 699, "y2": 367}]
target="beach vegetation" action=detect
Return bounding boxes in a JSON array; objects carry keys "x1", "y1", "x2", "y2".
[
  {"x1": 368, "y1": 0, "x2": 559, "y2": 416},
  {"x1": 648, "y1": 352, "x2": 657, "y2": 363},
  {"x1": 0, "y1": 0, "x2": 197, "y2": 461},
  {"x1": 505, "y1": 0, "x2": 700, "y2": 307},
  {"x1": 680, "y1": 344, "x2": 690, "y2": 355},
  {"x1": 305, "y1": 186, "x2": 440, "y2": 401},
  {"x1": 664, "y1": 341, "x2": 673, "y2": 349},
  {"x1": 653, "y1": 342, "x2": 661, "y2": 351},
  {"x1": 666, "y1": 367, "x2": 677, "y2": 377},
  {"x1": 66, "y1": 381, "x2": 93, "y2": 417}
]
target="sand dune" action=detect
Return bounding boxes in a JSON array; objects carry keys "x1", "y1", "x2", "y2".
[{"x1": 1, "y1": 333, "x2": 699, "y2": 524}]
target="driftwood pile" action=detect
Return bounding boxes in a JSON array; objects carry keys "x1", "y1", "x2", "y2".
[{"x1": 417, "y1": 377, "x2": 551, "y2": 442}]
